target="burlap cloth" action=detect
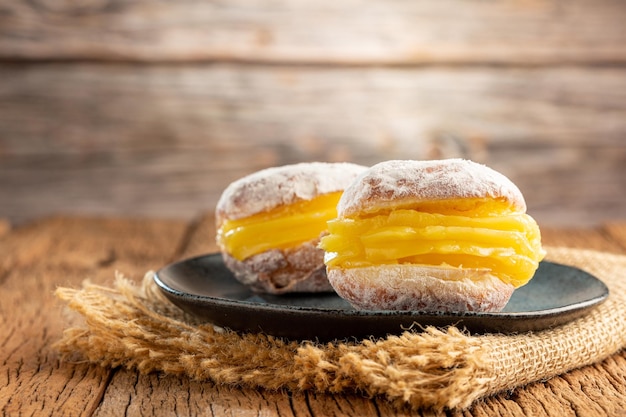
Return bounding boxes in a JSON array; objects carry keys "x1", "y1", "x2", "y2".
[{"x1": 55, "y1": 247, "x2": 626, "y2": 411}]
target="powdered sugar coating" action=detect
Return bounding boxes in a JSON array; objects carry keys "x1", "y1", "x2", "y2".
[
  {"x1": 216, "y1": 162, "x2": 367, "y2": 223},
  {"x1": 222, "y1": 240, "x2": 333, "y2": 294},
  {"x1": 327, "y1": 264, "x2": 515, "y2": 312},
  {"x1": 337, "y1": 159, "x2": 526, "y2": 217}
]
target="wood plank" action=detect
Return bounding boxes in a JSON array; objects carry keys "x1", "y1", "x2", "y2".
[
  {"x1": 467, "y1": 353, "x2": 626, "y2": 417},
  {"x1": 603, "y1": 222, "x2": 626, "y2": 252},
  {"x1": 1, "y1": 63, "x2": 625, "y2": 226},
  {"x1": 540, "y1": 226, "x2": 626, "y2": 254},
  {"x1": 177, "y1": 213, "x2": 218, "y2": 260},
  {"x1": 0, "y1": 218, "x2": 9, "y2": 238},
  {"x1": 1, "y1": 0, "x2": 625, "y2": 64},
  {"x1": 0, "y1": 217, "x2": 189, "y2": 416},
  {"x1": 94, "y1": 371, "x2": 418, "y2": 417},
  {"x1": 2, "y1": 64, "x2": 625, "y2": 153}
]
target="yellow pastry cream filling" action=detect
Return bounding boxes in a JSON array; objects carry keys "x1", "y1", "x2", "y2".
[
  {"x1": 318, "y1": 198, "x2": 546, "y2": 288},
  {"x1": 217, "y1": 191, "x2": 343, "y2": 261}
]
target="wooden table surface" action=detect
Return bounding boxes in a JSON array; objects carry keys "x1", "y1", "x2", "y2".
[{"x1": 2, "y1": 214, "x2": 626, "y2": 417}]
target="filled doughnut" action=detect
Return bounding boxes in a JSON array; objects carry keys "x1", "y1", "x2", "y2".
[
  {"x1": 318, "y1": 159, "x2": 546, "y2": 312},
  {"x1": 216, "y1": 162, "x2": 367, "y2": 294}
]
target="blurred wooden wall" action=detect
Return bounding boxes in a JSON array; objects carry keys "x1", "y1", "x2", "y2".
[{"x1": 1, "y1": 0, "x2": 625, "y2": 226}]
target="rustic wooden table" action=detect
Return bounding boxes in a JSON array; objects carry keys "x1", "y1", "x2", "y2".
[
  {"x1": 1, "y1": 1, "x2": 626, "y2": 414},
  {"x1": 2, "y1": 214, "x2": 626, "y2": 417}
]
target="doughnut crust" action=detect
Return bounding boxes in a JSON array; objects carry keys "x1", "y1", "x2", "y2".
[
  {"x1": 338, "y1": 159, "x2": 526, "y2": 218},
  {"x1": 216, "y1": 162, "x2": 367, "y2": 294},
  {"x1": 327, "y1": 265, "x2": 515, "y2": 312},
  {"x1": 216, "y1": 162, "x2": 367, "y2": 224},
  {"x1": 321, "y1": 159, "x2": 543, "y2": 312},
  {"x1": 222, "y1": 242, "x2": 330, "y2": 294}
]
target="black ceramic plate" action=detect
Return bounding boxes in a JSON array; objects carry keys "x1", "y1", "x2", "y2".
[{"x1": 154, "y1": 254, "x2": 609, "y2": 341}]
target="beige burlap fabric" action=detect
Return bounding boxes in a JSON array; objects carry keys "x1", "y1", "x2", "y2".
[{"x1": 55, "y1": 247, "x2": 626, "y2": 410}]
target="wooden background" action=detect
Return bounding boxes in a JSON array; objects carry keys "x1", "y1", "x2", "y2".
[{"x1": 1, "y1": 0, "x2": 625, "y2": 227}]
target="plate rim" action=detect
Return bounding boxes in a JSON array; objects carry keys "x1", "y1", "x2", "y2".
[{"x1": 153, "y1": 253, "x2": 609, "y2": 321}]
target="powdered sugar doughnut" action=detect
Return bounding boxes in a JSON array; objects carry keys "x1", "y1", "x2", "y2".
[
  {"x1": 216, "y1": 162, "x2": 367, "y2": 294},
  {"x1": 319, "y1": 159, "x2": 545, "y2": 312}
]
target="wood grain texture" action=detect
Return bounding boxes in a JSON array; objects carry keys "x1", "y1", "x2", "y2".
[
  {"x1": 604, "y1": 223, "x2": 626, "y2": 252},
  {"x1": 540, "y1": 226, "x2": 626, "y2": 254},
  {"x1": 1, "y1": 216, "x2": 626, "y2": 416},
  {"x1": 1, "y1": 0, "x2": 625, "y2": 227},
  {"x1": 2, "y1": 0, "x2": 626, "y2": 413},
  {"x1": 0, "y1": 217, "x2": 188, "y2": 417},
  {"x1": 1, "y1": 0, "x2": 626, "y2": 65},
  {"x1": 1, "y1": 63, "x2": 625, "y2": 226}
]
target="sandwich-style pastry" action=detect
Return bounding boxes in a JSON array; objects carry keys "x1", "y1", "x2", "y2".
[
  {"x1": 216, "y1": 162, "x2": 367, "y2": 294},
  {"x1": 319, "y1": 159, "x2": 546, "y2": 312}
]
